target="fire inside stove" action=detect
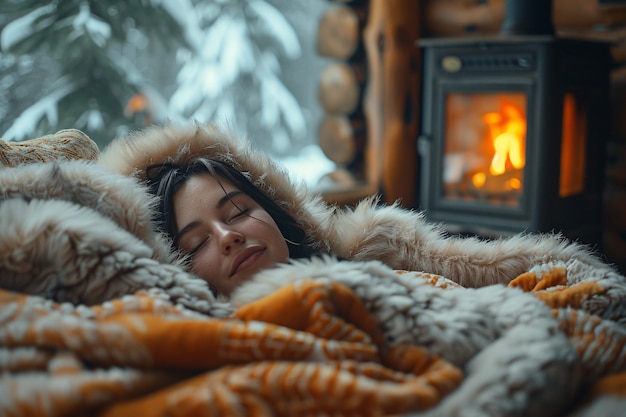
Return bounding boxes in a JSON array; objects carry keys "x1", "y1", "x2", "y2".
[
  {"x1": 443, "y1": 93, "x2": 526, "y2": 205},
  {"x1": 442, "y1": 92, "x2": 587, "y2": 207}
]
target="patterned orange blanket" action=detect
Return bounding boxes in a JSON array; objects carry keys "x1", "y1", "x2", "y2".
[
  {"x1": 2, "y1": 262, "x2": 625, "y2": 417},
  {"x1": 1, "y1": 278, "x2": 460, "y2": 417}
]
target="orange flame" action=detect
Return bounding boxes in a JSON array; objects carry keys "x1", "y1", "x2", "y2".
[
  {"x1": 484, "y1": 102, "x2": 526, "y2": 174},
  {"x1": 472, "y1": 102, "x2": 526, "y2": 189}
]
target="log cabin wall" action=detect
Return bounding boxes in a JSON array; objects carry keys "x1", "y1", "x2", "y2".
[
  {"x1": 316, "y1": 0, "x2": 422, "y2": 206},
  {"x1": 315, "y1": 0, "x2": 626, "y2": 272}
]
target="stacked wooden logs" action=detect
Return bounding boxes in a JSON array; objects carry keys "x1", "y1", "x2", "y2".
[
  {"x1": 316, "y1": 0, "x2": 369, "y2": 197},
  {"x1": 423, "y1": 0, "x2": 626, "y2": 36}
]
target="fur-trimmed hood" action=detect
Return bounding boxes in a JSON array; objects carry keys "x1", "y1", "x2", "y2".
[
  {"x1": 98, "y1": 123, "x2": 333, "y2": 255},
  {"x1": 98, "y1": 123, "x2": 612, "y2": 288}
]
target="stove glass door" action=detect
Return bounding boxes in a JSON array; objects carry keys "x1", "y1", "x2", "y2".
[{"x1": 442, "y1": 91, "x2": 527, "y2": 207}]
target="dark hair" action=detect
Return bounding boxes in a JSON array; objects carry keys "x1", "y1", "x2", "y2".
[{"x1": 145, "y1": 157, "x2": 318, "y2": 260}]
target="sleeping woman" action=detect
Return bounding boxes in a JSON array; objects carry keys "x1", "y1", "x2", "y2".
[{"x1": 144, "y1": 158, "x2": 320, "y2": 296}]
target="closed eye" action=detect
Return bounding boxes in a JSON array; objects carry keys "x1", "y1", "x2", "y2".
[
  {"x1": 189, "y1": 235, "x2": 210, "y2": 255},
  {"x1": 229, "y1": 207, "x2": 249, "y2": 221}
]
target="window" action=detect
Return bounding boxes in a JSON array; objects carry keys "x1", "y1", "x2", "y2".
[{"x1": 0, "y1": 0, "x2": 334, "y2": 185}]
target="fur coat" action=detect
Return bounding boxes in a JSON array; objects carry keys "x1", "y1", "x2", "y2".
[{"x1": 99, "y1": 123, "x2": 612, "y2": 288}]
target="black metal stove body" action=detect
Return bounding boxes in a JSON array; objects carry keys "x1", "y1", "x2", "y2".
[{"x1": 418, "y1": 36, "x2": 611, "y2": 245}]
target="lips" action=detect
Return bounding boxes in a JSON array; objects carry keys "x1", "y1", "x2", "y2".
[{"x1": 230, "y1": 246, "x2": 265, "y2": 277}]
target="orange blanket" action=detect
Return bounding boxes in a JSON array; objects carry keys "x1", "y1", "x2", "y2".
[
  {"x1": 1, "y1": 279, "x2": 461, "y2": 417},
  {"x1": 2, "y1": 264, "x2": 625, "y2": 417}
]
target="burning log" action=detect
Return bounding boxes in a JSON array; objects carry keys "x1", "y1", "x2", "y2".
[{"x1": 445, "y1": 167, "x2": 524, "y2": 206}]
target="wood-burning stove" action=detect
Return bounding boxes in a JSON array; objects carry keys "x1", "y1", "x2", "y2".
[{"x1": 417, "y1": 2, "x2": 612, "y2": 246}]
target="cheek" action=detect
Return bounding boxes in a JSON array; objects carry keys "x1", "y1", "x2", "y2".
[
  {"x1": 246, "y1": 214, "x2": 288, "y2": 256},
  {"x1": 262, "y1": 217, "x2": 290, "y2": 259},
  {"x1": 277, "y1": 238, "x2": 290, "y2": 261},
  {"x1": 189, "y1": 251, "x2": 217, "y2": 282}
]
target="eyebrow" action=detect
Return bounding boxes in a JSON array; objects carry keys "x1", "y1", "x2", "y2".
[{"x1": 176, "y1": 190, "x2": 245, "y2": 240}]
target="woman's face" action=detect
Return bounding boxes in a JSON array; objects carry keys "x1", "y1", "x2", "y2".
[{"x1": 172, "y1": 174, "x2": 289, "y2": 296}]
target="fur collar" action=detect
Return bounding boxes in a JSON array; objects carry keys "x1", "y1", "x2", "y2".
[{"x1": 98, "y1": 123, "x2": 611, "y2": 288}]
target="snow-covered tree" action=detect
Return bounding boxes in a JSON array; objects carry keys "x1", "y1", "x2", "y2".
[
  {"x1": 170, "y1": 0, "x2": 307, "y2": 155},
  {"x1": 0, "y1": 0, "x2": 189, "y2": 146},
  {"x1": 1, "y1": 0, "x2": 313, "y2": 156}
]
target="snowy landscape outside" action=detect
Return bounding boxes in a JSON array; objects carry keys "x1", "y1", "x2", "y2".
[{"x1": 0, "y1": 0, "x2": 336, "y2": 186}]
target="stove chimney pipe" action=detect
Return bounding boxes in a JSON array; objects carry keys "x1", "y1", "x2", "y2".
[{"x1": 500, "y1": 0, "x2": 555, "y2": 36}]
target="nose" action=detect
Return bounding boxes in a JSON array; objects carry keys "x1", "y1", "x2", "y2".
[{"x1": 214, "y1": 223, "x2": 245, "y2": 254}]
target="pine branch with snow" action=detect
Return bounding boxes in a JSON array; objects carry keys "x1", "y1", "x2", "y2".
[
  {"x1": 0, "y1": 1, "x2": 188, "y2": 145},
  {"x1": 170, "y1": 0, "x2": 307, "y2": 155}
]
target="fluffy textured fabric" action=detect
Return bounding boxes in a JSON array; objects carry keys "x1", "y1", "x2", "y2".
[
  {"x1": 232, "y1": 256, "x2": 626, "y2": 416},
  {"x1": 1, "y1": 124, "x2": 625, "y2": 417},
  {"x1": 2, "y1": 254, "x2": 626, "y2": 416},
  {"x1": 99, "y1": 123, "x2": 611, "y2": 288},
  {"x1": 0, "y1": 129, "x2": 99, "y2": 167},
  {"x1": 0, "y1": 160, "x2": 173, "y2": 264},
  {"x1": 0, "y1": 160, "x2": 230, "y2": 316}
]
